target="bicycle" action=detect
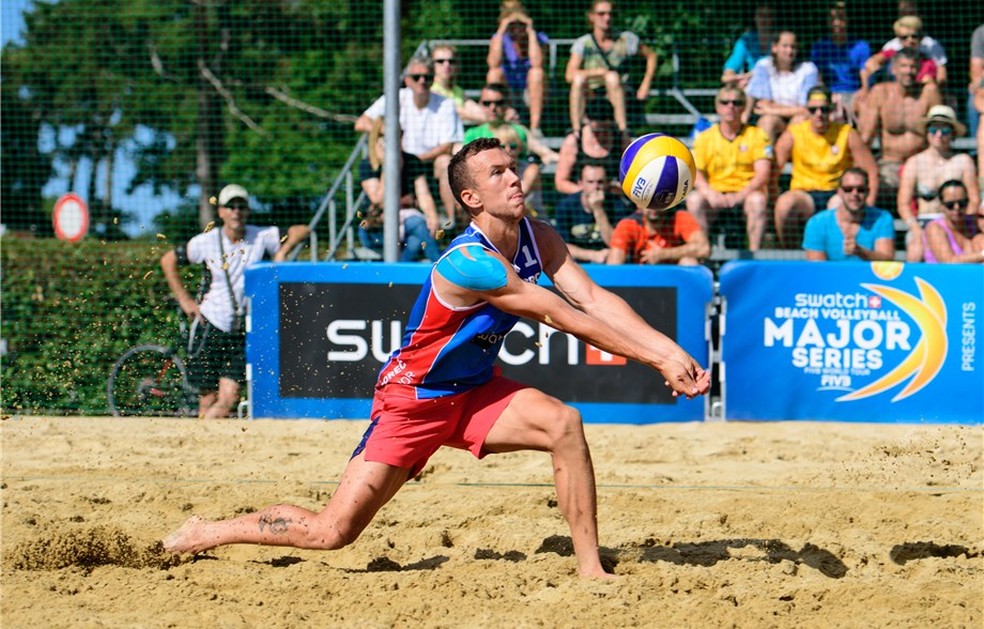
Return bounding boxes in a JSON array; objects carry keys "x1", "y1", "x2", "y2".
[{"x1": 106, "y1": 306, "x2": 205, "y2": 417}]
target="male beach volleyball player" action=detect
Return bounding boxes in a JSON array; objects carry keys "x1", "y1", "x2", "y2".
[{"x1": 163, "y1": 137, "x2": 710, "y2": 578}]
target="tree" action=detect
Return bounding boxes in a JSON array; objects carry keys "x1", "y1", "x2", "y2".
[{"x1": 0, "y1": 48, "x2": 52, "y2": 234}]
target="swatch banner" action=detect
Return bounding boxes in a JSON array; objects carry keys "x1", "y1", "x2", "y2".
[
  {"x1": 719, "y1": 261, "x2": 983, "y2": 423},
  {"x1": 245, "y1": 262, "x2": 713, "y2": 423}
]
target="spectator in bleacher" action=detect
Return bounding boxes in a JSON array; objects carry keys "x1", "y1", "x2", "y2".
[
  {"x1": 564, "y1": 0, "x2": 657, "y2": 138},
  {"x1": 607, "y1": 205, "x2": 709, "y2": 266},
  {"x1": 492, "y1": 125, "x2": 543, "y2": 217},
  {"x1": 979, "y1": 96, "x2": 984, "y2": 215},
  {"x1": 553, "y1": 162, "x2": 625, "y2": 263},
  {"x1": 859, "y1": 47, "x2": 941, "y2": 213},
  {"x1": 721, "y1": 2, "x2": 776, "y2": 91},
  {"x1": 803, "y1": 168, "x2": 896, "y2": 262},
  {"x1": 358, "y1": 118, "x2": 442, "y2": 263},
  {"x1": 897, "y1": 105, "x2": 979, "y2": 262},
  {"x1": 746, "y1": 30, "x2": 820, "y2": 144},
  {"x1": 858, "y1": 16, "x2": 946, "y2": 97},
  {"x1": 554, "y1": 98, "x2": 626, "y2": 197},
  {"x1": 462, "y1": 84, "x2": 557, "y2": 165},
  {"x1": 775, "y1": 86, "x2": 878, "y2": 249},
  {"x1": 809, "y1": 2, "x2": 869, "y2": 124},
  {"x1": 969, "y1": 24, "x2": 984, "y2": 143},
  {"x1": 686, "y1": 85, "x2": 772, "y2": 252},
  {"x1": 972, "y1": 211, "x2": 984, "y2": 254},
  {"x1": 923, "y1": 180, "x2": 984, "y2": 264},
  {"x1": 430, "y1": 45, "x2": 488, "y2": 127},
  {"x1": 486, "y1": 1, "x2": 548, "y2": 136},
  {"x1": 355, "y1": 56, "x2": 463, "y2": 229}
]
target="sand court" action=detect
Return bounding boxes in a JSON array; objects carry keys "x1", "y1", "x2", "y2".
[{"x1": 2, "y1": 417, "x2": 981, "y2": 627}]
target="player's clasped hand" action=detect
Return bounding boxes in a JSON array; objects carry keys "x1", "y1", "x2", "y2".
[{"x1": 662, "y1": 357, "x2": 710, "y2": 399}]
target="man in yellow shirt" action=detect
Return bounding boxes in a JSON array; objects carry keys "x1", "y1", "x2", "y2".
[
  {"x1": 774, "y1": 86, "x2": 878, "y2": 248},
  {"x1": 686, "y1": 85, "x2": 773, "y2": 251}
]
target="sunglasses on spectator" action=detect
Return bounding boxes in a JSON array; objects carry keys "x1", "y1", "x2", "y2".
[
  {"x1": 408, "y1": 73, "x2": 433, "y2": 83},
  {"x1": 594, "y1": 10, "x2": 612, "y2": 15},
  {"x1": 941, "y1": 199, "x2": 969, "y2": 210},
  {"x1": 927, "y1": 125, "x2": 953, "y2": 136},
  {"x1": 900, "y1": 33, "x2": 921, "y2": 40},
  {"x1": 503, "y1": 142, "x2": 520, "y2": 150},
  {"x1": 809, "y1": 105, "x2": 831, "y2": 114},
  {"x1": 717, "y1": 99, "x2": 745, "y2": 107},
  {"x1": 840, "y1": 185, "x2": 867, "y2": 194},
  {"x1": 225, "y1": 200, "x2": 249, "y2": 211},
  {"x1": 433, "y1": 58, "x2": 456, "y2": 65},
  {"x1": 481, "y1": 99, "x2": 504, "y2": 106}
]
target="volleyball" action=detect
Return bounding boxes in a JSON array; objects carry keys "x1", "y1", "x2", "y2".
[{"x1": 619, "y1": 133, "x2": 697, "y2": 211}]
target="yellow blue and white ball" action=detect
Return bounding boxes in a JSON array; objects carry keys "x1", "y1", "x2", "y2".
[{"x1": 619, "y1": 133, "x2": 696, "y2": 211}]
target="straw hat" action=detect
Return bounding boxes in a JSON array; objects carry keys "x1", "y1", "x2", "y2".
[{"x1": 919, "y1": 105, "x2": 967, "y2": 137}]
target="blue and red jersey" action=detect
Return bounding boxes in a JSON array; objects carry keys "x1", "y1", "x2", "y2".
[{"x1": 374, "y1": 218, "x2": 544, "y2": 399}]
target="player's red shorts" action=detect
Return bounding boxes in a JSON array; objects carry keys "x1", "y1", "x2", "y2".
[{"x1": 353, "y1": 371, "x2": 529, "y2": 478}]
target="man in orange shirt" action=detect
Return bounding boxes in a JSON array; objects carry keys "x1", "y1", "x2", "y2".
[{"x1": 607, "y1": 204, "x2": 710, "y2": 265}]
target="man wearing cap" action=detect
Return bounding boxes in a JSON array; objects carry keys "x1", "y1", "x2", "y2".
[
  {"x1": 774, "y1": 85, "x2": 878, "y2": 249},
  {"x1": 859, "y1": 47, "x2": 941, "y2": 212},
  {"x1": 802, "y1": 167, "x2": 896, "y2": 262},
  {"x1": 160, "y1": 184, "x2": 310, "y2": 418},
  {"x1": 897, "y1": 105, "x2": 980, "y2": 261}
]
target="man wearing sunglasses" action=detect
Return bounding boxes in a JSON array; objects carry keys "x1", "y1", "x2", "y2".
[
  {"x1": 356, "y1": 56, "x2": 464, "y2": 230},
  {"x1": 462, "y1": 84, "x2": 557, "y2": 166},
  {"x1": 687, "y1": 85, "x2": 772, "y2": 251},
  {"x1": 430, "y1": 45, "x2": 488, "y2": 126},
  {"x1": 160, "y1": 184, "x2": 310, "y2": 418},
  {"x1": 803, "y1": 168, "x2": 895, "y2": 262},
  {"x1": 775, "y1": 86, "x2": 878, "y2": 249},
  {"x1": 897, "y1": 105, "x2": 979, "y2": 261}
]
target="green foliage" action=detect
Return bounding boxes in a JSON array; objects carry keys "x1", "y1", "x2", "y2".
[
  {"x1": 0, "y1": 50, "x2": 52, "y2": 234},
  {"x1": 0, "y1": 238, "x2": 191, "y2": 415}
]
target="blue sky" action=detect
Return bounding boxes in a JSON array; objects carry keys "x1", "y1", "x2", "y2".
[
  {"x1": 3, "y1": 0, "x2": 186, "y2": 237},
  {"x1": 2, "y1": 0, "x2": 29, "y2": 46}
]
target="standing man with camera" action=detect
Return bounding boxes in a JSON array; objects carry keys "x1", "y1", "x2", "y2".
[{"x1": 160, "y1": 184, "x2": 310, "y2": 418}]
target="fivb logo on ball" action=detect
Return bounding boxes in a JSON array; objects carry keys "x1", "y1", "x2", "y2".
[
  {"x1": 762, "y1": 262, "x2": 948, "y2": 403},
  {"x1": 620, "y1": 133, "x2": 696, "y2": 211}
]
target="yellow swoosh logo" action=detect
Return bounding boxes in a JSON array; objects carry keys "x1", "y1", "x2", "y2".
[{"x1": 837, "y1": 278, "x2": 947, "y2": 402}]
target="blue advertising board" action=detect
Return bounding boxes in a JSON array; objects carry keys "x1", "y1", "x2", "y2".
[
  {"x1": 719, "y1": 261, "x2": 983, "y2": 423},
  {"x1": 245, "y1": 262, "x2": 713, "y2": 423}
]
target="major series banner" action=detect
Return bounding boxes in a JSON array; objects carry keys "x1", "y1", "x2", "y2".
[
  {"x1": 719, "y1": 261, "x2": 983, "y2": 423},
  {"x1": 245, "y1": 262, "x2": 714, "y2": 423}
]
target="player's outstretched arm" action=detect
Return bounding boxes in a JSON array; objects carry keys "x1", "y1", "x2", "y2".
[
  {"x1": 433, "y1": 228, "x2": 708, "y2": 398},
  {"x1": 534, "y1": 221, "x2": 709, "y2": 398}
]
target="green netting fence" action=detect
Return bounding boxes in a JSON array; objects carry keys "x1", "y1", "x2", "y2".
[{"x1": 1, "y1": 0, "x2": 981, "y2": 413}]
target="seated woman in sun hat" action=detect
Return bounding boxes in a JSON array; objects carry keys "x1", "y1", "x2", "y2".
[{"x1": 897, "y1": 104, "x2": 979, "y2": 261}]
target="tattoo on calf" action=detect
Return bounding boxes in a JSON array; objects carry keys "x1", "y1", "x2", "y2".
[{"x1": 258, "y1": 514, "x2": 291, "y2": 535}]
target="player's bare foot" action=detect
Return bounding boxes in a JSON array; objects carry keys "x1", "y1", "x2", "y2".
[
  {"x1": 580, "y1": 567, "x2": 618, "y2": 579},
  {"x1": 163, "y1": 515, "x2": 211, "y2": 553}
]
